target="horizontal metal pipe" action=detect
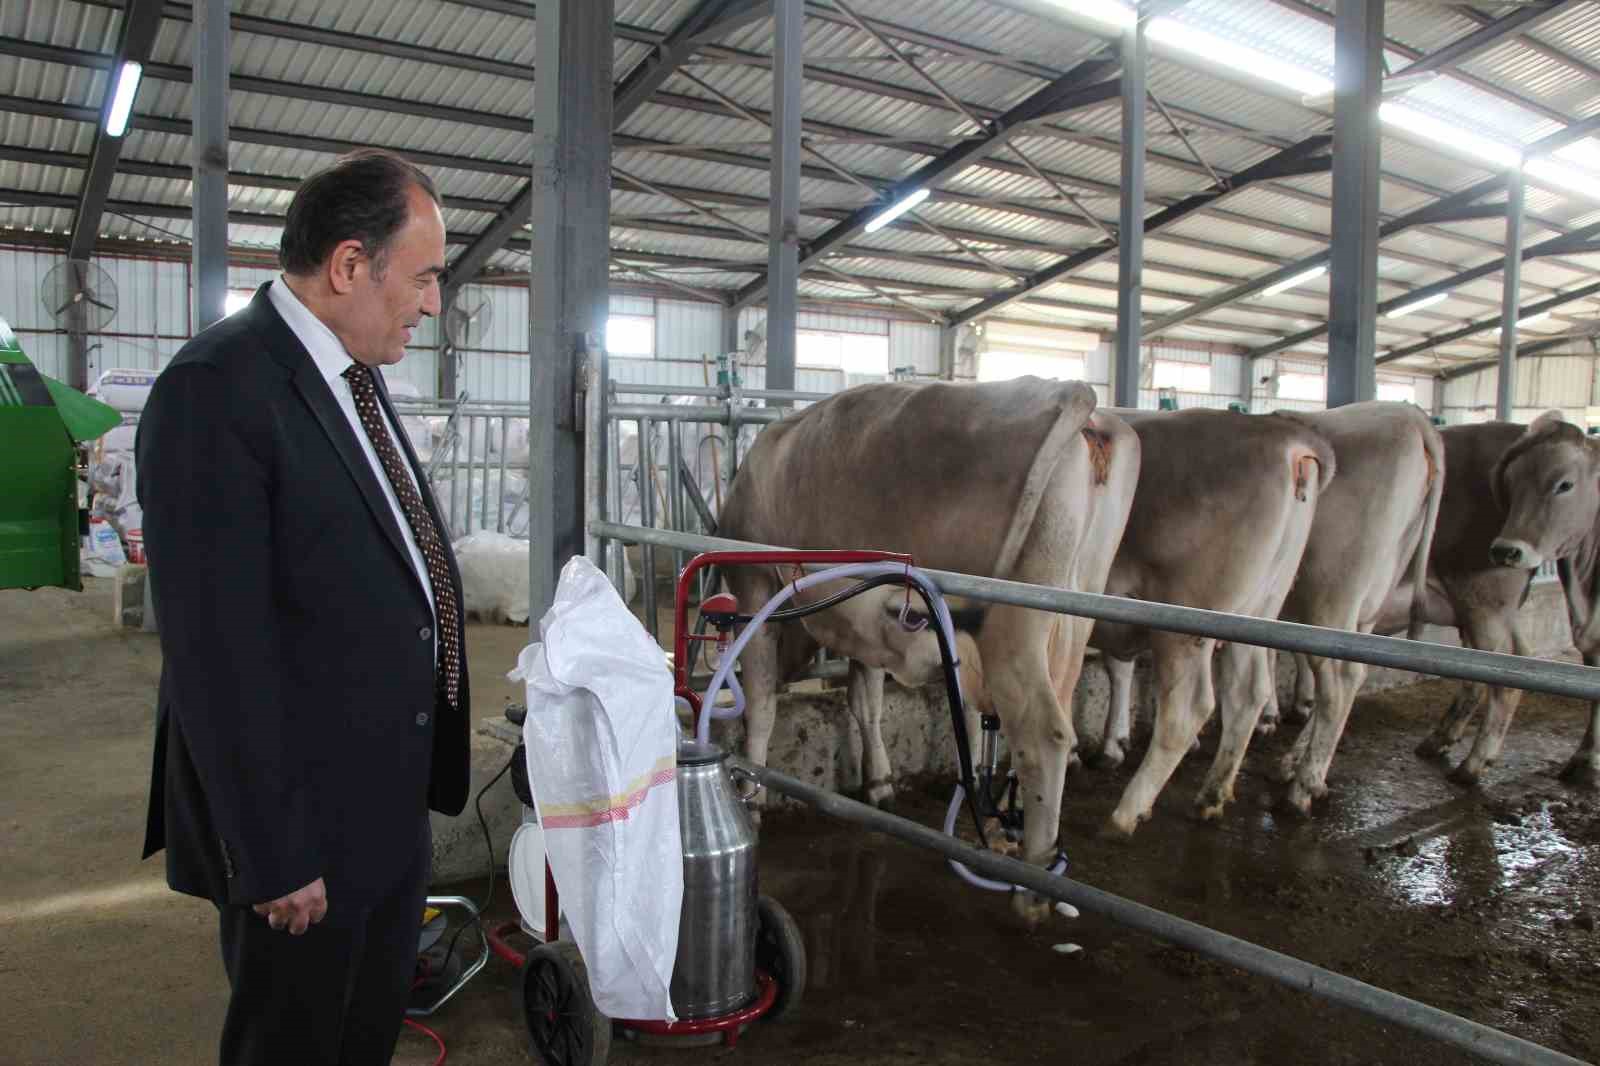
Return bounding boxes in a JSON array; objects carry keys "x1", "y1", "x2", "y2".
[
  {"x1": 612, "y1": 383, "x2": 724, "y2": 397},
  {"x1": 742, "y1": 762, "x2": 1588, "y2": 1066},
  {"x1": 608, "y1": 385, "x2": 831, "y2": 402},
  {"x1": 590, "y1": 521, "x2": 1600, "y2": 703},
  {"x1": 608, "y1": 403, "x2": 785, "y2": 424}
]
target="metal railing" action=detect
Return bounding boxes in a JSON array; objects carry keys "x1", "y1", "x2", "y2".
[
  {"x1": 590, "y1": 522, "x2": 1600, "y2": 704},
  {"x1": 392, "y1": 398, "x2": 531, "y2": 541},
  {"x1": 599, "y1": 378, "x2": 831, "y2": 644}
]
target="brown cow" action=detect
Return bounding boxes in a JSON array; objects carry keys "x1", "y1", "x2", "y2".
[{"x1": 716, "y1": 377, "x2": 1139, "y2": 917}]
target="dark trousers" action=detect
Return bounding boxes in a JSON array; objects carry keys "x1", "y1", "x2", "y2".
[{"x1": 216, "y1": 819, "x2": 431, "y2": 1066}]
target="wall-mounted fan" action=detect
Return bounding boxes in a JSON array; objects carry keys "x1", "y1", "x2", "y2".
[{"x1": 443, "y1": 295, "x2": 494, "y2": 350}]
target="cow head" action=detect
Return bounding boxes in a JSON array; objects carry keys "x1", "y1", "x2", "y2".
[{"x1": 1490, "y1": 411, "x2": 1600, "y2": 570}]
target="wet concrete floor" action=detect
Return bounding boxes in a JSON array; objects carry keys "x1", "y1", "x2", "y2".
[
  {"x1": 4, "y1": 581, "x2": 1596, "y2": 1064},
  {"x1": 406, "y1": 679, "x2": 1599, "y2": 1066}
]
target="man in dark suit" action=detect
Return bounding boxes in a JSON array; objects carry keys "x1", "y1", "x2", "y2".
[{"x1": 137, "y1": 148, "x2": 470, "y2": 1065}]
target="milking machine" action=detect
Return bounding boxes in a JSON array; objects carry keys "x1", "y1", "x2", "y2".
[{"x1": 486, "y1": 547, "x2": 1057, "y2": 1066}]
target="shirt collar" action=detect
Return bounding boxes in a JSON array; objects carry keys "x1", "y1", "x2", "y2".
[{"x1": 268, "y1": 276, "x2": 358, "y2": 392}]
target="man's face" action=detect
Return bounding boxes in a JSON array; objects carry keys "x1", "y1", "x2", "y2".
[{"x1": 347, "y1": 185, "x2": 446, "y2": 366}]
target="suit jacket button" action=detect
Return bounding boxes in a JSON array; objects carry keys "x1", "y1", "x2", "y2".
[
  {"x1": 416, "y1": 712, "x2": 430, "y2": 726},
  {"x1": 419, "y1": 626, "x2": 432, "y2": 641}
]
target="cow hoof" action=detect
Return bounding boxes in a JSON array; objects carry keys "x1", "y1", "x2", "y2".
[
  {"x1": 1559, "y1": 757, "x2": 1600, "y2": 789},
  {"x1": 865, "y1": 778, "x2": 896, "y2": 809},
  {"x1": 1447, "y1": 762, "x2": 1483, "y2": 788},
  {"x1": 1099, "y1": 812, "x2": 1141, "y2": 840},
  {"x1": 1255, "y1": 715, "x2": 1279, "y2": 737},
  {"x1": 1290, "y1": 701, "x2": 1314, "y2": 724},
  {"x1": 1415, "y1": 737, "x2": 1452, "y2": 762},
  {"x1": 1193, "y1": 793, "x2": 1229, "y2": 822},
  {"x1": 1010, "y1": 892, "x2": 1052, "y2": 929},
  {"x1": 1279, "y1": 783, "x2": 1315, "y2": 818},
  {"x1": 1091, "y1": 742, "x2": 1127, "y2": 771}
]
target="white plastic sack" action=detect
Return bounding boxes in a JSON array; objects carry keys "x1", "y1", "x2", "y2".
[
  {"x1": 430, "y1": 470, "x2": 529, "y2": 539},
  {"x1": 509, "y1": 556, "x2": 682, "y2": 1022},
  {"x1": 380, "y1": 378, "x2": 434, "y2": 461},
  {"x1": 90, "y1": 368, "x2": 158, "y2": 412},
  {"x1": 454, "y1": 530, "x2": 530, "y2": 625}
]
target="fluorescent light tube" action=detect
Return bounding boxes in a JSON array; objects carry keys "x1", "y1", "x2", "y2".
[
  {"x1": 105, "y1": 61, "x2": 142, "y2": 138},
  {"x1": 864, "y1": 188, "x2": 930, "y2": 233},
  {"x1": 1260, "y1": 265, "x2": 1327, "y2": 299},
  {"x1": 1386, "y1": 292, "x2": 1449, "y2": 318}
]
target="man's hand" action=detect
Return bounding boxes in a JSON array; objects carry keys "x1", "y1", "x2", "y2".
[{"x1": 252, "y1": 877, "x2": 328, "y2": 935}]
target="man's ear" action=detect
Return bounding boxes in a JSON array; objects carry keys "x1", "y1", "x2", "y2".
[{"x1": 325, "y1": 240, "x2": 365, "y2": 296}]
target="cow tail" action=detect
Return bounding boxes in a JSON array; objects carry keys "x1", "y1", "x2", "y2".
[
  {"x1": 993, "y1": 381, "x2": 1098, "y2": 580},
  {"x1": 1407, "y1": 415, "x2": 1446, "y2": 641}
]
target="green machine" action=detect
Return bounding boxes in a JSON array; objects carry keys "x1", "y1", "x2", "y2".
[{"x1": 0, "y1": 315, "x2": 121, "y2": 591}]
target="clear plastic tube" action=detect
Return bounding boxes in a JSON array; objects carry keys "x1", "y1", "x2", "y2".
[
  {"x1": 696, "y1": 561, "x2": 960, "y2": 744},
  {"x1": 943, "y1": 783, "x2": 1068, "y2": 893}
]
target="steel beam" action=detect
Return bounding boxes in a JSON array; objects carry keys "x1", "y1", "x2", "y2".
[
  {"x1": 1497, "y1": 164, "x2": 1525, "y2": 420},
  {"x1": 444, "y1": 0, "x2": 767, "y2": 305},
  {"x1": 1327, "y1": 0, "x2": 1383, "y2": 407},
  {"x1": 765, "y1": 0, "x2": 802, "y2": 398},
  {"x1": 527, "y1": 0, "x2": 612, "y2": 630},
  {"x1": 1114, "y1": 22, "x2": 1146, "y2": 408},
  {"x1": 66, "y1": 0, "x2": 163, "y2": 388},
  {"x1": 1249, "y1": 217, "x2": 1600, "y2": 360},
  {"x1": 1441, "y1": 328, "x2": 1600, "y2": 383},
  {"x1": 190, "y1": 0, "x2": 228, "y2": 333},
  {"x1": 1377, "y1": 281, "x2": 1600, "y2": 368},
  {"x1": 729, "y1": 52, "x2": 1120, "y2": 312},
  {"x1": 951, "y1": 135, "x2": 1331, "y2": 326},
  {"x1": 1399, "y1": 1, "x2": 1577, "y2": 79}
]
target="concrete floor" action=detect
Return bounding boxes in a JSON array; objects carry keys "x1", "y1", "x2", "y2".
[
  {"x1": 0, "y1": 578, "x2": 532, "y2": 1066},
  {"x1": 6, "y1": 578, "x2": 1598, "y2": 1066}
]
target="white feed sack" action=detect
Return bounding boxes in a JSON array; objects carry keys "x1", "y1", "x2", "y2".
[{"x1": 454, "y1": 530, "x2": 531, "y2": 625}]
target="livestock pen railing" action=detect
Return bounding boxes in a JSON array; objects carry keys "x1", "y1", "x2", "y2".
[
  {"x1": 592, "y1": 377, "x2": 864, "y2": 683},
  {"x1": 587, "y1": 520, "x2": 1599, "y2": 1066}
]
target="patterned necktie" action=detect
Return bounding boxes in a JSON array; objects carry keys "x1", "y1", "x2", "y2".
[{"x1": 342, "y1": 363, "x2": 461, "y2": 709}]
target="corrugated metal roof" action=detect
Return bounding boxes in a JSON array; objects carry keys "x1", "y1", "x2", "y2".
[{"x1": 0, "y1": 0, "x2": 1596, "y2": 372}]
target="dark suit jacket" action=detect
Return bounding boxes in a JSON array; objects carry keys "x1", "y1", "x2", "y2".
[{"x1": 136, "y1": 284, "x2": 470, "y2": 909}]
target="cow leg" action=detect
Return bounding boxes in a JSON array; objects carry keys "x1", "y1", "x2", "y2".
[
  {"x1": 1451, "y1": 615, "x2": 1528, "y2": 785},
  {"x1": 847, "y1": 661, "x2": 895, "y2": 808},
  {"x1": 1561, "y1": 655, "x2": 1600, "y2": 787},
  {"x1": 1416, "y1": 683, "x2": 1486, "y2": 760},
  {"x1": 1256, "y1": 650, "x2": 1281, "y2": 736},
  {"x1": 1197, "y1": 643, "x2": 1273, "y2": 820},
  {"x1": 1098, "y1": 654, "x2": 1136, "y2": 769},
  {"x1": 737, "y1": 621, "x2": 783, "y2": 818},
  {"x1": 1291, "y1": 652, "x2": 1316, "y2": 723},
  {"x1": 1284, "y1": 654, "x2": 1368, "y2": 815},
  {"x1": 1274, "y1": 703, "x2": 1318, "y2": 784},
  {"x1": 978, "y1": 606, "x2": 1076, "y2": 925},
  {"x1": 1107, "y1": 632, "x2": 1216, "y2": 837}
]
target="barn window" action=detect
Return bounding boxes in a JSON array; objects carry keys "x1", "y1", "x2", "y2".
[
  {"x1": 797, "y1": 329, "x2": 889, "y2": 374},
  {"x1": 1377, "y1": 378, "x2": 1416, "y2": 404},
  {"x1": 1151, "y1": 359, "x2": 1211, "y2": 393},
  {"x1": 1276, "y1": 371, "x2": 1325, "y2": 401},
  {"x1": 978, "y1": 350, "x2": 1086, "y2": 383},
  {"x1": 606, "y1": 314, "x2": 655, "y2": 357}
]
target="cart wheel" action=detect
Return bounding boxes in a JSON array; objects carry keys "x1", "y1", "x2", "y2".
[
  {"x1": 754, "y1": 895, "x2": 807, "y2": 1022},
  {"x1": 520, "y1": 940, "x2": 612, "y2": 1066}
]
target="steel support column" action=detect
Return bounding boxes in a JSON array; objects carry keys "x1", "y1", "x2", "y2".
[
  {"x1": 1113, "y1": 20, "x2": 1146, "y2": 408},
  {"x1": 1327, "y1": 0, "x2": 1383, "y2": 407},
  {"x1": 1497, "y1": 162, "x2": 1525, "y2": 420},
  {"x1": 527, "y1": 0, "x2": 613, "y2": 631},
  {"x1": 765, "y1": 0, "x2": 802, "y2": 399},
  {"x1": 190, "y1": 0, "x2": 228, "y2": 332},
  {"x1": 722, "y1": 305, "x2": 740, "y2": 356}
]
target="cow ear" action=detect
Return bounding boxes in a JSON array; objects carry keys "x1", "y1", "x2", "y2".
[{"x1": 1526, "y1": 409, "x2": 1566, "y2": 437}]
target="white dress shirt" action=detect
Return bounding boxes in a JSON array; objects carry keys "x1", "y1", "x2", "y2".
[{"x1": 268, "y1": 279, "x2": 438, "y2": 634}]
